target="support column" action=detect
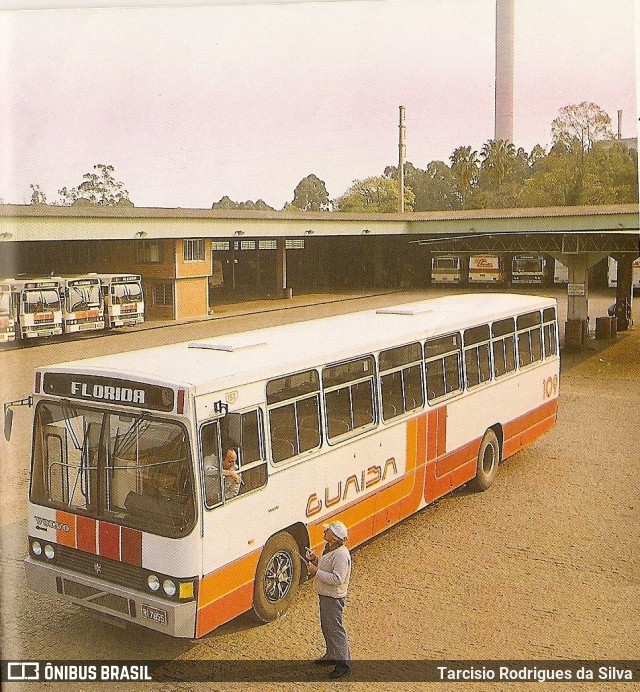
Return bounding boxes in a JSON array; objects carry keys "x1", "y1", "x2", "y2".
[
  {"x1": 556, "y1": 251, "x2": 608, "y2": 347},
  {"x1": 612, "y1": 253, "x2": 635, "y2": 330},
  {"x1": 276, "y1": 238, "x2": 290, "y2": 298}
]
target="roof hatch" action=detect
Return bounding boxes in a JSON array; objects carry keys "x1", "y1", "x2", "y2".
[{"x1": 188, "y1": 336, "x2": 267, "y2": 352}]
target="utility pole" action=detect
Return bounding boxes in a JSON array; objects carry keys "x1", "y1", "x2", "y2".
[{"x1": 398, "y1": 105, "x2": 406, "y2": 213}]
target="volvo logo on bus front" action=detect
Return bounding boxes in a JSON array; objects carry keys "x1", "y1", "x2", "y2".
[{"x1": 71, "y1": 381, "x2": 146, "y2": 405}]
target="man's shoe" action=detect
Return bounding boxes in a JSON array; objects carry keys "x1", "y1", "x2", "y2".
[
  {"x1": 329, "y1": 667, "x2": 351, "y2": 679},
  {"x1": 314, "y1": 656, "x2": 334, "y2": 666}
]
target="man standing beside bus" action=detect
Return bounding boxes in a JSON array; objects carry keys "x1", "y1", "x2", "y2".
[{"x1": 306, "y1": 521, "x2": 352, "y2": 680}]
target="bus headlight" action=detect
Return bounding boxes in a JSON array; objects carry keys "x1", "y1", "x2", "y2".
[
  {"x1": 162, "y1": 579, "x2": 177, "y2": 597},
  {"x1": 44, "y1": 544, "x2": 56, "y2": 560},
  {"x1": 147, "y1": 574, "x2": 160, "y2": 592},
  {"x1": 31, "y1": 541, "x2": 42, "y2": 556}
]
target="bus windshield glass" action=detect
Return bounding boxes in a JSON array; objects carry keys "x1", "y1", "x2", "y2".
[
  {"x1": 68, "y1": 283, "x2": 101, "y2": 311},
  {"x1": 514, "y1": 258, "x2": 542, "y2": 273},
  {"x1": 112, "y1": 282, "x2": 143, "y2": 304},
  {"x1": 30, "y1": 401, "x2": 195, "y2": 537},
  {"x1": 23, "y1": 289, "x2": 60, "y2": 314}
]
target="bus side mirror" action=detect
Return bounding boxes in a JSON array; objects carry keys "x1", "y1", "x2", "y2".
[{"x1": 4, "y1": 406, "x2": 13, "y2": 442}]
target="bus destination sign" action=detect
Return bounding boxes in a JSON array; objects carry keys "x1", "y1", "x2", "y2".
[{"x1": 42, "y1": 373, "x2": 175, "y2": 412}]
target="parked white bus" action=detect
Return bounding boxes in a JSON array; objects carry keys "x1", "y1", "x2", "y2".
[
  {"x1": 511, "y1": 255, "x2": 546, "y2": 284},
  {"x1": 9, "y1": 294, "x2": 559, "y2": 638},
  {"x1": 607, "y1": 256, "x2": 640, "y2": 290},
  {"x1": 61, "y1": 275, "x2": 105, "y2": 334},
  {"x1": 6, "y1": 278, "x2": 63, "y2": 339},
  {"x1": 431, "y1": 255, "x2": 462, "y2": 283},
  {"x1": 0, "y1": 282, "x2": 16, "y2": 343},
  {"x1": 468, "y1": 255, "x2": 505, "y2": 284},
  {"x1": 97, "y1": 274, "x2": 144, "y2": 328}
]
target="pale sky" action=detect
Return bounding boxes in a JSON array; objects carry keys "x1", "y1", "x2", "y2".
[{"x1": 0, "y1": 0, "x2": 637, "y2": 209}]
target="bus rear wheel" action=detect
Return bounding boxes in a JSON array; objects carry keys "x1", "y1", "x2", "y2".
[
  {"x1": 469, "y1": 428, "x2": 500, "y2": 492},
  {"x1": 253, "y1": 532, "x2": 301, "y2": 622}
]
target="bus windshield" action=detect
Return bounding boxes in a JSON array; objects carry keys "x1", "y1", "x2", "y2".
[
  {"x1": 112, "y1": 283, "x2": 143, "y2": 304},
  {"x1": 30, "y1": 401, "x2": 195, "y2": 538},
  {"x1": 23, "y1": 289, "x2": 60, "y2": 314},
  {"x1": 514, "y1": 258, "x2": 542, "y2": 273},
  {"x1": 68, "y1": 283, "x2": 101, "y2": 311}
]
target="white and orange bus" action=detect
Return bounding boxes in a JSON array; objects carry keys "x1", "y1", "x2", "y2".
[
  {"x1": 9, "y1": 277, "x2": 64, "y2": 339},
  {"x1": 97, "y1": 274, "x2": 145, "y2": 328},
  {"x1": 9, "y1": 294, "x2": 559, "y2": 638},
  {"x1": 61, "y1": 275, "x2": 105, "y2": 334},
  {"x1": 430, "y1": 255, "x2": 462, "y2": 283},
  {"x1": 468, "y1": 255, "x2": 505, "y2": 284}
]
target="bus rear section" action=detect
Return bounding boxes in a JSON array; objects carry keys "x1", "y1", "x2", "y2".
[
  {"x1": 99, "y1": 274, "x2": 145, "y2": 328},
  {"x1": 468, "y1": 255, "x2": 505, "y2": 284},
  {"x1": 0, "y1": 281, "x2": 17, "y2": 342},
  {"x1": 511, "y1": 255, "x2": 546, "y2": 284},
  {"x1": 431, "y1": 255, "x2": 462, "y2": 283},
  {"x1": 61, "y1": 276, "x2": 105, "y2": 333},
  {"x1": 12, "y1": 278, "x2": 63, "y2": 339}
]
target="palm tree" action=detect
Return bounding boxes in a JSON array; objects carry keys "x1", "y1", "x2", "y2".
[
  {"x1": 449, "y1": 146, "x2": 479, "y2": 206},
  {"x1": 480, "y1": 139, "x2": 516, "y2": 191}
]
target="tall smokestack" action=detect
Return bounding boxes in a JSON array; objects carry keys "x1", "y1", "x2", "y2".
[
  {"x1": 494, "y1": 0, "x2": 514, "y2": 143},
  {"x1": 617, "y1": 110, "x2": 622, "y2": 139},
  {"x1": 398, "y1": 106, "x2": 406, "y2": 213}
]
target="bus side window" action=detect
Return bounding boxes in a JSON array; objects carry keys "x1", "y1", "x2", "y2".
[
  {"x1": 491, "y1": 318, "x2": 516, "y2": 378},
  {"x1": 236, "y1": 409, "x2": 268, "y2": 494},
  {"x1": 424, "y1": 333, "x2": 462, "y2": 402},
  {"x1": 463, "y1": 325, "x2": 491, "y2": 389},
  {"x1": 267, "y1": 370, "x2": 321, "y2": 463},
  {"x1": 542, "y1": 307, "x2": 558, "y2": 357},
  {"x1": 323, "y1": 356, "x2": 377, "y2": 442},
  {"x1": 516, "y1": 311, "x2": 542, "y2": 368},
  {"x1": 379, "y1": 342, "x2": 424, "y2": 421}
]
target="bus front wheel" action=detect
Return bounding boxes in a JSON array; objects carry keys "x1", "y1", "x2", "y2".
[
  {"x1": 469, "y1": 428, "x2": 500, "y2": 492},
  {"x1": 253, "y1": 532, "x2": 301, "y2": 622}
]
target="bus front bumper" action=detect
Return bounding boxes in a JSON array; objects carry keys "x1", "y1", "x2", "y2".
[{"x1": 25, "y1": 556, "x2": 197, "y2": 638}]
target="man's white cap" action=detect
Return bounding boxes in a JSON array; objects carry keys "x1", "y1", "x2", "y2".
[{"x1": 324, "y1": 521, "x2": 348, "y2": 541}]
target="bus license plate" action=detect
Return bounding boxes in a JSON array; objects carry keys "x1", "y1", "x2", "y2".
[{"x1": 141, "y1": 605, "x2": 167, "y2": 624}]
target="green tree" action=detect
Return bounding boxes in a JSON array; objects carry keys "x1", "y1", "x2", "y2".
[
  {"x1": 291, "y1": 174, "x2": 330, "y2": 211},
  {"x1": 551, "y1": 102, "x2": 613, "y2": 154},
  {"x1": 29, "y1": 184, "x2": 47, "y2": 205},
  {"x1": 479, "y1": 138, "x2": 516, "y2": 192},
  {"x1": 212, "y1": 196, "x2": 275, "y2": 210},
  {"x1": 59, "y1": 164, "x2": 132, "y2": 206},
  {"x1": 335, "y1": 176, "x2": 414, "y2": 213},
  {"x1": 450, "y1": 146, "x2": 479, "y2": 207}
]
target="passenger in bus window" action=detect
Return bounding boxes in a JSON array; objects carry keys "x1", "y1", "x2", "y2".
[
  {"x1": 204, "y1": 447, "x2": 242, "y2": 504},
  {"x1": 221, "y1": 448, "x2": 242, "y2": 499}
]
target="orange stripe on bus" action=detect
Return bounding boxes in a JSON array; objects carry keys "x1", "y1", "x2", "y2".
[
  {"x1": 56, "y1": 511, "x2": 76, "y2": 547},
  {"x1": 76, "y1": 515, "x2": 97, "y2": 553},
  {"x1": 198, "y1": 550, "x2": 261, "y2": 608},
  {"x1": 196, "y1": 581, "x2": 254, "y2": 637},
  {"x1": 121, "y1": 527, "x2": 142, "y2": 567},
  {"x1": 99, "y1": 522, "x2": 120, "y2": 560}
]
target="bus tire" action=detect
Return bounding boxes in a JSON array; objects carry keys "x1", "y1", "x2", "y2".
[
  {"x1": 253, "y1": 531, "x2": 301, "y2": 623},
  {"x1": 469, "y1": 428, "x2": 500, "y2": 492}
]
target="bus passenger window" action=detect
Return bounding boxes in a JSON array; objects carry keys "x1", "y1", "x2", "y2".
[
  {"x1": 463, "y1": 325, "x2": 491, "y2": 389},
  {"x1": 379, "y1": 342, "x2": 424, "y2": 421},
  {"x1": 323, "y1": 356, "x2": 377, "y2": 441},
  {"x1": 424, "y1": 334, "x2": 461, "y2": 402},
  {"x1": 491, "y1": 318, "x2": 516, "y2": 378},
  {"x1": 516, "y1": 312, "x2": 542, "y2": 368},
  {"x1": 267, "y1": 370, "x2": 321, "y2": 463},
  {"x1": 543, "y1": 307, "x2": 558, "y2": 357}
]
